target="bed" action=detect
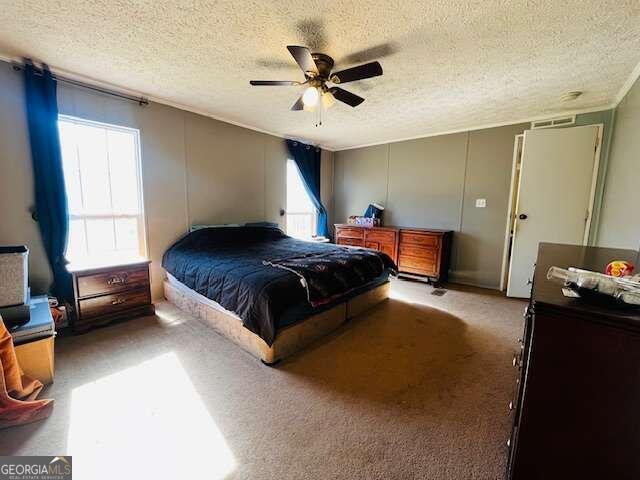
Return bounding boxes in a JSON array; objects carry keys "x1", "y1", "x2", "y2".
[{"x1": 162, "y1": 225, "x2": 396, "y2": 364}]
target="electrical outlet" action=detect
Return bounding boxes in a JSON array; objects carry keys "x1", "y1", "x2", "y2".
[{"x1": 475, "y1": 198, "x2": 487, "y2": 208}]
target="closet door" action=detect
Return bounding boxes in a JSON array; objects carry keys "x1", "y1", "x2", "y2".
[{"x1": 507, "y1": 126, "x2": 600, "y2": 298}]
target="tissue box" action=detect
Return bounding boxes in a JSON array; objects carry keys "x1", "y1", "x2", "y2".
[{"x1": 347, "y1": 216, "x2": 379, "y2": 228}]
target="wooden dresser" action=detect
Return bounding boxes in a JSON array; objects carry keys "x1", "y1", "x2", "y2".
[
  {"x1": 67, "y1": 258, "x2": 154, "y2": 332},
  {"x1": 507, "y1": 243, "x2": 640, "y2": 479},
  {"x1": 334, "y1": 224, "x2": 452, "y2": 282}
]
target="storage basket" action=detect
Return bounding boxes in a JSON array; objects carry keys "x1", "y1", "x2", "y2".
[{"x1": 0, "y1": 246, "x2": 29, "y2": 307}]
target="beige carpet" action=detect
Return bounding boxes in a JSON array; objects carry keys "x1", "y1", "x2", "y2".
[{"x1": 0, "y1": 278, "x2": 525, "y2": 479}]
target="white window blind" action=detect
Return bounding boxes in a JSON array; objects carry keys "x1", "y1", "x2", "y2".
[{"x1": 58, "y1": 116, "x2": 146, "y2": 263}]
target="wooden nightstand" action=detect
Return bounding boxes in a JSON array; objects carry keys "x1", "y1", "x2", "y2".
[{"x1": 67, "y1": 258, "x2": 154, "y2": 332}]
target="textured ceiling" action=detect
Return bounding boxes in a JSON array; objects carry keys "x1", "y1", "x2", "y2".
[{"x1": 1, "y1": 1, "x2": 640, "y2": 150}]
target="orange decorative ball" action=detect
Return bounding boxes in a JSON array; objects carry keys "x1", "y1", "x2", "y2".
[{"x1": 606, "y1": 260, "x2": 635, "y2": 277}]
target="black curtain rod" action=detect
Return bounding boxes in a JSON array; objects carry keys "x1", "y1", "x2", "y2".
[{"x1": 12, "y1": 62, "x2": 149, "y2": 106}]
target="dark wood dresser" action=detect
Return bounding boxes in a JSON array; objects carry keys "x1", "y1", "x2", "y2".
[
  {"x1": 334, "y1": 224, "x2": 452, "y2": 282},
  {"x1": 67, "y1": 258, "x2": 154, "y2": 332},
  {"x1": 507, "y1": 243, "x2": 640, "y2": 480}
]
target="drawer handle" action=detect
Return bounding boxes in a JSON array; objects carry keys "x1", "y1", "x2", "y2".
[
  {"x1": 107, "y1": 274, "x2": 129, "y2": 286},
  {"x1": 111, "y1": 297, "x2": 127, "y2": 306}
]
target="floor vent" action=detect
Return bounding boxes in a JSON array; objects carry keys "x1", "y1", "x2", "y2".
[
  {"x1": 431, "y1": 289, "x2": 447, "y2": 297},
  {"x1": 531, "y1": 115, "x2": 576, "y2": 129}
]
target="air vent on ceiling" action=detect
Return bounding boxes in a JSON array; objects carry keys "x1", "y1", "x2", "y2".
[{"x1": 531, "y1": 115, "x2": 576, "y2": 130}]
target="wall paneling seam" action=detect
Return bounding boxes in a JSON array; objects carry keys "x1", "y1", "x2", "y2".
[
  {"x1": 263, "y1": 137, "x2": 267, "y2": 221},
  {"x1": 458, "y1": 132, "x2": 471, "y2": 232},
  {"x1": 182, "y1": 112, "x2": 190, "y2": 231},
  {"x1": 454, "y1": 132, "x2": 471, "y2": 271},
  {"x1": 385, "y1": 143, "x2": 391, "y2": 207}
]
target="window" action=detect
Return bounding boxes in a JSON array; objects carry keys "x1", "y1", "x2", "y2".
[
  {"x1": 286, "y1": 159, "x2": 317, "y2": 239},
  {"x1": 58, "y1": 116, "x2": 146, "y2": 264}
]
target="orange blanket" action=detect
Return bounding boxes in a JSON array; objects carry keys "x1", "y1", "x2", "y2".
[{"x1": 0, "y1": 316, "x2": 53, "y2": 429}]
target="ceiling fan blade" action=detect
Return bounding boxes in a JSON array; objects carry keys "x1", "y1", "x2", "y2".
[
  {"x1": 331, "y1": 61, "x2": 383, "y2": 84},
  {"x1": 250, "y1": 80, "x2": 300, "y2": 86},
  {"x1": 287, "y1": 46, "x2": 319, "y2": 76},
  {"x1": 291, "y1": 94, "x2": 305, "y2": 111},
  {"x1": 329, "y1": 87, "x2": 365, "y2": 107}
]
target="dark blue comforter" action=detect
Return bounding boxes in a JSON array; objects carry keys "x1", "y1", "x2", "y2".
[{"x1": 162, "y1": 226, "x2": 396, "y2": 345}]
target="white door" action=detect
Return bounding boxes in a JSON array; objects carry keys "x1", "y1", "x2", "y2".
[{"x1": 506, "y1": 125, "x2": 600, "y2": 298}]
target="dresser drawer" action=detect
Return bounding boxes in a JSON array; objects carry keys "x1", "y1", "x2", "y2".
[
  {"x1": 399, "y1": 244, "x2": 437, "y2": 260},
  {"x1": 364, "y1": 229, "x2": 396, "y2": 244},
  {"x1": 335, "y1": 227, "x2": 364, "y2": 239},
  {"x1": 398, "y1": 254, "x2": 438, "y2": 276},
  {"x1": 78, "y1": 288, "x2": 151, "y2": 319},
  {"x1": 77, "y1": 266, "x2": 150, "y2": 298},
  {"x1": 338, "y1": 238, "x2": 365, "y2": 247},
  {"x1": 400, "y1": 231, "x2": 440, "y2": 248}
]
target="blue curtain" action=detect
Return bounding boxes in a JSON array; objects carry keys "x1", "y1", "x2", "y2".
[
  {"x1": 23, "y1": 59, "x2": 72, "y2": 300},
  {"x1": 285, "y1": 139, "x2": 329, "y2": 237}
]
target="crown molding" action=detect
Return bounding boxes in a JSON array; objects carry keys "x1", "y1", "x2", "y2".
[
  {"x1": 332, "y1": 105, "x2": 617, "y2": 151},
  {"x1": 613, "y1": 58, "x2": 640, "y2": 106}
]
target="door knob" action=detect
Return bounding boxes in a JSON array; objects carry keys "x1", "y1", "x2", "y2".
[{"x1": 518, "y1": 213, "x2": 528, "y2": 220}]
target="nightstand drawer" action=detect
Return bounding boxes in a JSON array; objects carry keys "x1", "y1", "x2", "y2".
[
  {"x1": 77, "y1": 266, "x2": 149, "y2": 298},
  {"x1": 78, "y1": 288, "x2": 151, "y2": 319}
]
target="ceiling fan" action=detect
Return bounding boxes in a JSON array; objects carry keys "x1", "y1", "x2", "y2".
[{"x1": 249, "y1": 45, "x2": 383, "y2": 112}]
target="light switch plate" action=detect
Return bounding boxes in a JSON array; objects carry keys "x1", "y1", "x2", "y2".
[{"x1": 475, "y1": 198, "x2": 487, "y2": 208}]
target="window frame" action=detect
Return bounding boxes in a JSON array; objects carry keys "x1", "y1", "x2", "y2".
[{"x1": 58, "y1": 114, "x2": 149, "y2": 262}]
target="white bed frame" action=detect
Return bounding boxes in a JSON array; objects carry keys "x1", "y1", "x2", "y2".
[{"x1": 163, "y1": 278, "x2": 390, "y2": 364}]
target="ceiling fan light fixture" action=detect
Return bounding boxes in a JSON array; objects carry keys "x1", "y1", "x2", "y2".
[
  {"x1": 321, "y1": 91, "x2": 336, "y2": 109},
  {"x1": 250, "y1": 46, "x2": 383, "y2": 118},
  {"x1": 302, "y1": 86, "x2": 320, "y2": 107}
]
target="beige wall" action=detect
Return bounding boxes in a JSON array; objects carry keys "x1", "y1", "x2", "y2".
[
  {"x1": 333, "y1": 124, "x2": 528, "y2": 289},
  {"x1": 0, "y1": 61, "x2": 333, "y2": 300},
  {"x1": 597, "y1": 75, "x2": 640, "y2": 250}
]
